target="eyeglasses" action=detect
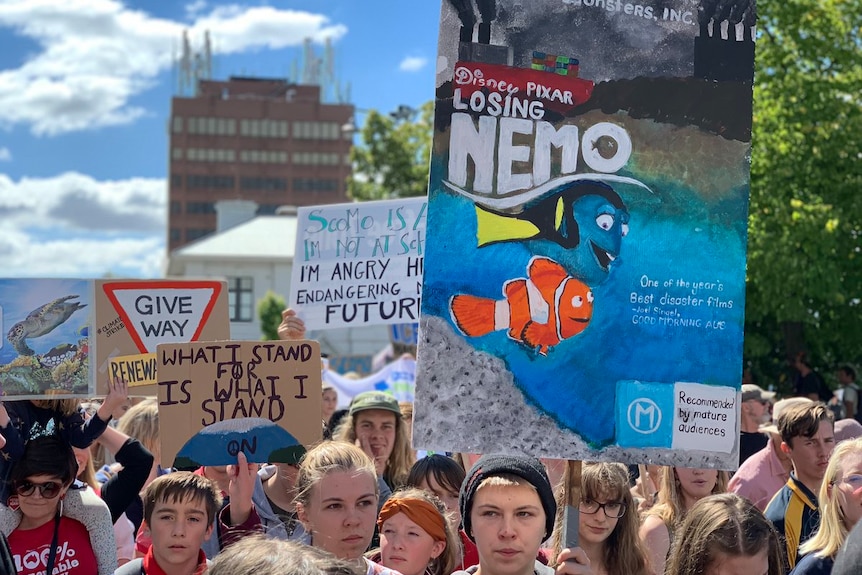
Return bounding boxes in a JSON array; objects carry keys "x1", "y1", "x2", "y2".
[
  {"x1": 579, "y1": 499, "x2": 627, "y2": 518},
  {"x1": 14, "y1": 480, "x2": 62, "y2": 498},
  {"x1": 837, "y1": 474, "x2": 862, "y2": 490}
]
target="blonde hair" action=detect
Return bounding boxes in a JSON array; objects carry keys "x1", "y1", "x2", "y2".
[
  {"x1": 478, "y1": 473, "x2": 536, "y2": 491},
  {"x1": 665, "y1": 494, "x2": 783, "y2": 575},
  {"x1": 117, "y1": 398, "x2": 160, "y2": 457},
  {"x1": 646, "y1": 466, "x2": 728, "y2": 528},
  {"x1": 373, "y1": 488, "x2": 461, "y2": 575},
  {"x1": 334, "y1": 411, "x2": 414, "y2": 488},
  {"x1": 799, "y1": 437, "x2": 862, "y2": 559},
  {"x1": 553, "y1": 462, "x2": 649, "y2": 575},
  {"x1": 210, "y1": 536, "x2": 360, "y2": 575},
  {"x1": 295, "y1": 441, "x2": 379, "y2": 509}
]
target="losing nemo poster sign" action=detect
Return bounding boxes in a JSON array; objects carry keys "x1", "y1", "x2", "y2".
[{"x1": 415, "y1": 0, "x2": 755, "y2": 468}]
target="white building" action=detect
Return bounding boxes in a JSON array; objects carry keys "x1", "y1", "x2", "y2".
[{"x1": 165, "y1": 200, "x2": 390, "y2": 366}]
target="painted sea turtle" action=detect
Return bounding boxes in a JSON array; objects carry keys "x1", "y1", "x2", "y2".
[{"x1": 6, "y1": 295, "x2": 86, "y2": 356}]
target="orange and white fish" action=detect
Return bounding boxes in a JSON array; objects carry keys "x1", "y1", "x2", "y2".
[{"x1": 449, "y1": 256, "x2": 594, "y2": 355}]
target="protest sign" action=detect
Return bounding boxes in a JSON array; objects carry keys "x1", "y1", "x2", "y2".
[
  {"x1": 96, "y1": 279, "x2": 230, "y2": 396},
  {"x1": 389, "y1": 323, "x2": 419, "y2": 356},
  {"x1": 0, "y1": 279, "x2": 93, "y2": 398},
  {"x1": 109, "y1": 353, "x2": 157, "y2": 387},
  {"x1": 323, "y1": 355, "x2": 416, "y2": 407},
  {"x1": 415, "y1": 0, "x2": 755, "y2": 469},
  {"x1": 156, "y1": 340, "x2": 322, "y2": 468},
  {"x1": 290, "y1": 198, "x2": 427, "y2": 329}
]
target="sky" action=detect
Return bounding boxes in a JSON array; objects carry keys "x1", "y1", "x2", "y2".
[{"x1": 0, "y1": 0, "x2": 440, "y2": 278}]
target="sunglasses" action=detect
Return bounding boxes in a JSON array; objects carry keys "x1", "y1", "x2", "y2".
[{"x1": 14, "y1": 480, "x2": 63, "y2": 498}]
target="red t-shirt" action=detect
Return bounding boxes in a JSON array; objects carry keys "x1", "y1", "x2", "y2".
[
  {"x1": 9, "y1": 516, "x2": 98, "y2": 575},
  {"x1": 143, "y1": 546, "x2": 208, "y2": 575}
]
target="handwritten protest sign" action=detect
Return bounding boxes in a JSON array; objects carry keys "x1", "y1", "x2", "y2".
[
  {"x1": 415, "y1": 0, "x2": 755, "y2": 469},
  {"x1": 96, "y1": 279, "x2": 230, "y2": 396},
  {"x1": 0, "y1": 279, "x2": 93, "y2": 398},
  {"x1": 290, "y1": 198, "x2": 427, "y2": 329},
  {"x1": 157, "y1": 340, "x2": 322, "y2": 468}
]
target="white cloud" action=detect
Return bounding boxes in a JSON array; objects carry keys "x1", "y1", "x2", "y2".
[
  {"x1": 0, "y1": 172, "x2": 166, "y2": 277},
  {"x1": 0, "y1": 0, "x2": 347, "y2": 136},
  {"x1": 185, "y1": 0, "x2": 208, "y2": 18},
  {"x1": 399, "y1": 56, "x2": 428, "y2": 72},
  {"x1": 0, "y1": 148, "x2": 10, "y2": 161}
]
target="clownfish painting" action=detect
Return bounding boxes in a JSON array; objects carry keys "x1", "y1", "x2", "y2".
[{"x1": 449, "y1": 256, "x2": 594, "y2": 355}]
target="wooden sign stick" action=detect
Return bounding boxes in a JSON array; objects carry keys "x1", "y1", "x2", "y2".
[{"x1": 561, "y1": 460, "x2": 583, "y2": 551}]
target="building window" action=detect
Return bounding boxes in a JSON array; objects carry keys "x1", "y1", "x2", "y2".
[
  {"x1": 172, "y1": 117, "x2": 183, "y2": 133},
  {"x1": 171, "y1": 174, "x2": 183, "y2": 188},
  {"x1": 170, "y1": 229, "x2": 181, "y2": 242},
  {"x1": 228, "y1": 277, "x2": 254, "y2": 322},
  {"x1": 170, "y1": 201, "x2": 182, "y2": 215},
  {"x1": 186, "y1": 202, "x2": 216, "y2": 214},
  {"x1": 186, "y1": 175, "x2": 235, "y2": 190},
  {"x1": 186, "y1": 228, "x2": 213, "y2": 242},
  {"x1": 240, "y1": 177, "x2": 288, "y2": 191},
  {"x1": 293, "y1": 178, "x2": 339, "y2": 192}
]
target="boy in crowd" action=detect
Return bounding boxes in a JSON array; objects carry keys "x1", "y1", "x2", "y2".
[
  {"x1": 764, "y1": 402, "x2": 835, "y2": 571},
  {"x1": 455, "y1": 454, "x2": 591, "y2": 575}
]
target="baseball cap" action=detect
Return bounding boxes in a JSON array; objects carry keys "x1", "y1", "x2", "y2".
[
  {"x1": 348, "y1": 391, "x2": 400, "y2": 416},
  {"x1": 742, "y1": 384, "x2": 776, "y2": 403}
]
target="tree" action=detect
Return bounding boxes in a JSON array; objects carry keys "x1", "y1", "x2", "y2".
[
  {"x1": 746, "y1": 0, "x2": 862, "y2": 389},
  {"x1": 347, "y1": 101, "x2": 434, "y2": 201},
  {"x1": 257, "y1": 290, "x2": 286, "y2": 341}
]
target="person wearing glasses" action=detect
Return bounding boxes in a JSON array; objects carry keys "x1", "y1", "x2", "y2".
[
  {"x1": 555, "y1": 462, "x2": 649, "y2": 575},
  {"x1": 6, "y1": 434, "x2": 104, "y2": 575},
  {"x1": 790, "y1": 437, "x2": 862, "y2": 575}
]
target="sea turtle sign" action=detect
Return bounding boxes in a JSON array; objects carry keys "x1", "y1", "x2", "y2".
[{"x1": 414, "y1": 0, "x2": 755, "y2": 469}]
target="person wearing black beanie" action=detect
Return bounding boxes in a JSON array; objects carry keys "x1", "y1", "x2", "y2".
[{"x1": 454, "y1": 454, "x2": 592, "y2": 575}]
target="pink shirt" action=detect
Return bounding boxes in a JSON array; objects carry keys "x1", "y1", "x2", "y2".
[{"x1": 729, "y1": 438, "x2": 790, "y2": 511}]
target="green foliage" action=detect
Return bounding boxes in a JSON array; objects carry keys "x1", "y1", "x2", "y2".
[
  {"x1": 747, "y1": 0, "x2": 862, "y2": 389},
  {"x1": 347, "y1": 101, "x2": 434, "y2": 201},
  {"x1": 257, "y1": 290, "x2": 286, "y2": 341}
]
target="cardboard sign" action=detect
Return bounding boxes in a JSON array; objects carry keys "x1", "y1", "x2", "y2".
[
  {"x1": 290, "y1": 198, "x2": 427, "y2": 329},
  {"x1": 0, "y1": 279, "x2": 93, "y2": 398},
  {"x1": 157, "y1": 340, "x2": 322, "y2": 468},
  {"x1": 414, "y1": 0, "x2": 755, "y2": 469},
  {"x1": 96, "y1": 279, "x2": 230, "y2": 396}
]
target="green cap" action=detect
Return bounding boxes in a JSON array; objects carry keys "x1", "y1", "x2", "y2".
[{"x1": 348, "y1": 391, "x2": 400, "y2": 416}]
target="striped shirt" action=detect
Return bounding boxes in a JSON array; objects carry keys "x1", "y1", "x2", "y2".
[{"x1": 765, "y1": 474, "x2": 820, "y2": 570}]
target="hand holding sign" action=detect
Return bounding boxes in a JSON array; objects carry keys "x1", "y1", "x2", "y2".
[
  {"x1": 554, "y1": 548, "x2": 593, "y2": 575},
  {"x1": 227, "y1": 451, "x2": 258, "y2": 527},
  {"x1": 97, "y1": 378, "x2": 129, "y2": 423},
  {"x1": 277, "y1": 308, "x2": 306, "y2": 341}
]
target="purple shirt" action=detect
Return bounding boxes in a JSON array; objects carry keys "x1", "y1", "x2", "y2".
[{"x1": 729, "y1": 437, "x2": 790, "y2": 511}]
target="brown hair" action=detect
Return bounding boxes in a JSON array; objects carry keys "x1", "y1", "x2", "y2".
[
  {"x1": 665, "y1": 493, "x2": 783, "y2": 575},
  {"x1": 552, "y1": 462, "x2": 649, "y2": 575},
  {"x1": 334, "y1": 411, "x2": 414, "y2": 488},
  {"x1": 142, "y1": 471, "x2": 222, "y2": 526},
  {"x1": 779, "y1": 402, "x2": 834, "y2": 447}
]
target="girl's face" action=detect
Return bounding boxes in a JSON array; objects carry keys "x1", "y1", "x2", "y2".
[
  {"x1": 380, "y1": 512, "x2": 445, "y2": 575},
  {"x1": 322, "y1": 389, "x2": 338, "y2": 420},
  {"x1": 418, "y1": 474, "x2": 461, "y2": 525},
  {"x1": 15, "y1": 474, "x2": 69, "y2": 527},
  {"x1": 834, "y1": 452, "x2": 862, "y2": 530},
  {"x1": 675, "y1": 467, "x2": 718, "y2": 506},
  {"x1": 73, "y1": 446, "x2": 90, "y2": 478},
  {"x1": 706, "y1": 548, "x2": 769, "y2": 575},
  {"x1": 297, "y1": 470, "x2": 378, "y2": 560},
  {"x1": 578, "y1": 492, "x2": 622, "y2": 548}
]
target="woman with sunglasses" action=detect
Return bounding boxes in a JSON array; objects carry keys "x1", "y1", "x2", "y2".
[
  {"x1": 791, "y1": 437, "x2": 862, "y2": 575},
  {"x1": 5, "y1": 434, "x2": 100, "y2": 575},
  {"x1": 553, "y1": 462, "x2": 649, "y2": 575}
]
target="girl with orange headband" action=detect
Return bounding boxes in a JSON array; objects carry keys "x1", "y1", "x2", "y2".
[{"x1": 372, "y1": 488, "x2": 460, "y2": 575}]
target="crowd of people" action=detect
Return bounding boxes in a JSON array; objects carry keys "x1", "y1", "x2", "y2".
[{"x1": 0, "y1": 314, "x2": 860, "y2": 575}]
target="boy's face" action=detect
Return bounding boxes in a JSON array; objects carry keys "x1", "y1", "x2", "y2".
[
  {"x1": 782, "y1": 419, "x2": 835, "y2": 483},
  {"x1": 470, "y1": 482, "x2": 546, "y2": 575},
  {"x1": 146, "y1": 496, "x2": 213, "y2": 572}
]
